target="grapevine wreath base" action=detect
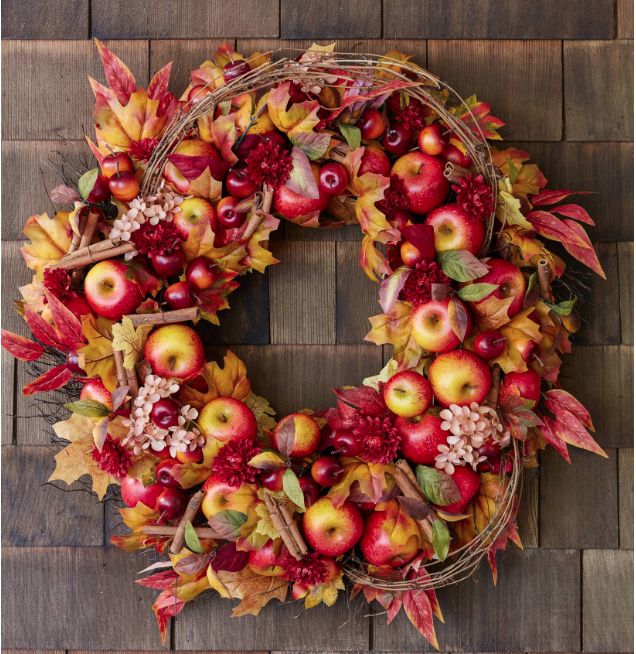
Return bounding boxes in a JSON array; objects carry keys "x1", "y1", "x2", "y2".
[{"x1": 2, "y1": 42, "x2": 607, "y2": 647}]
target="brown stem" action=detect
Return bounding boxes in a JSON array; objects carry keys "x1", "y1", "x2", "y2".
[
  {"x1": 49, "y1": 242, "x2": 135, "y2": 270},
  {"x1": 393, "y1": 459, "x2": 435, "y2": 540},
  {"x1": 170, "y1": 490, "x2": 205, "y2": 554},
  {"x1": 113, "y1": 349, "x2": 128, "y2": 389},
  {"x1": 125, "y1": 307, "x2": 198, "y2": 327},
  {"x1": 537, "y1": 258, "x2": 554, "y2": 302},
  {"x1": 78, "y1": 211, "x2": 100, "y2": 250},
  {"x1": 486, "y1": 365, "x2": 501, "y2": 408},
  {"x1": 263, "y1": 493, "x2": 306, "y2": 560},
  {"x1": 443, "y1": 161, "x2": 471, "y2": 184},
  {"x1": 142, "y1": 524, "x2": 222, "y2": 539}
]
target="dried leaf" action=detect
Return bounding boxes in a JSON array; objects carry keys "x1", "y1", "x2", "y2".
[
  {"x1": 111, "y1": 316, "x2": 152, "y2": 370},
  {"x1": 207, "y1": 510, "x2": 247, "y2": 541},
  {"x1": 1, "y1": 330, "x2": 44, "y2": 361},
  {"x1": 23, "y1": 364, "x2": 72, "y2": 396},
  {"x1": 379, "y1": 266, "x2": 412, "y2": 313},
  {"x1": 78, "y1": 315, "x2": 117, "y2": 391},
  {"x1": 416, "y1": 465, "x2": 460, "y2": 506}
]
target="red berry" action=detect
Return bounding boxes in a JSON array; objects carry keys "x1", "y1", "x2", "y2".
[
  {"x1": 150, "y1": 250, "x2": 185, "y2": 277},
  {"x1": 332, "y1": 430, "x2": 362, "y2": 457},
  {"x1": 474, "y1": 330, "x2": 506, "y2": 359},
  {"x1": 164, "y1": 281, "x2": 196, "y2": 310},
  {"x1": 318, "y1": 162, "x2": 349, "y2": 195},
  {"x1": 156, "y1": 459, "x2": 183, "y2": 489},
  {"x1": 101, "y1": 152, "x2": 134, "y2": 179},
  {"x1": 417, "y1": 124, "x2": 448, "y2": 156},
  {"x1": 259, "y1": 468, "x2": 285, "y2": 491},
  {"x1": 443, "y1": 143, "x2": 472, "y2": 168},
  {"x1": 150, "y1": 398, "x2": 180, "y2": 429},
  {"x1": 311, "y1": 455, "x2": 345, "y2": 487}
]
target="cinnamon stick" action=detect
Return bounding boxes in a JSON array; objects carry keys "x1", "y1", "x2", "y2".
[
  {"x1": 49, "y1": 242, "x2": 135, "y2": 269},
  {"x1": 277, "y1": 499, "x2": 308, "y2": 557},
  {"x1": 443, "y1": 161, "x2": 471, "y2": 184},
  {"x1": 68, "y1": 214, "x2": 84, "y2": 255},
  {"x1": 113, "y1": 349, "x2": 127, "y2": 389},
  {"x1": 125, "y1": 366, "x2": 139, "y2": 397},
  {"x1": 486, "y1": 365, "x2": 501, "y2": 408},
  {"x1": 261, "y1": 185, "x2": 274, "y2": 214},
  {"x1": 78, "y1": 211, "x2": 100, "y2": 250},
  {"x1": 64, "y1": 238, "x2": 120, "y2": 261},
  {"x1": 170, "y1": 490, "x2": 205, "y2": 554},
  {"x1": 125, "y1": 307, "x2": 198, "y2": 327},
  {"x1": 393, "y1": 459, "x2": 435, "y2": 540},
  {"x1": 142, "y1": 524, "x2": 222, "y2": 539},
  {"x1": 263, "y1": 493, "x2": 306, "y2": 560},
  {"x1": 537, "y1": 258, "x2": 554, "y2": 302}
]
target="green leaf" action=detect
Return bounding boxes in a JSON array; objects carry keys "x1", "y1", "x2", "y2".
[
  {"x1": 507, "y1": 160, "x2": 519, "y2": 184},
  {"x1": 339, "y1": 124, "x2": 361, "y2": 151},
  {"x1": 457, "y1": 283, "x2": 498, "y2": 302},
  {"x1": 438, "y1": 250, "x2": 489, "y2": 282},
  {"x1": 184, "y1": 520, "x2": 204, "y2": 553},
  {"x1": 431, "y1": 518, "x2": 450, "y2": 561},
  {"x1": 207, "y1": 510, "x2": 247, "y2": 540},
  {"x1": 78, "y1": 168, "x2": 99, "y2": 201},
  {"x1": 282, "y1": 468, "x2": 305, "y2": 511},
  {"x1": 64, "y1": 399, "x2": 110, "y2": 418},
  {"x1": 416, "y1": 465, "x2": 460, "y2": 506},
  {"x1": 548, "y1": 297, "x2": 577, "y2": 316},
  {"x1": 290, "y1": 131, "x2": 331, "y2": 161}
]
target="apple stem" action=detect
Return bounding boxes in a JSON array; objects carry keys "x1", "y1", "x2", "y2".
[{"x1": 532, "y1": 353, "x2": 544, "y2": 367}]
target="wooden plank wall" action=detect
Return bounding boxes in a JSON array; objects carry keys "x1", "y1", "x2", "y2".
[{"x1": 1, "y1": 1, "x2": 633, "y2": 652}]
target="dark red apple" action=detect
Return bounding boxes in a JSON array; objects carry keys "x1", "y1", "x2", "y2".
[
  {"x1": 217, "y1": 196, "x2": 247, "y2": 228},
  {"x1": 311, "y1": 455, "x2": 345, "y2": 487},
  {"x1": 356, "y1": 108, "x2": 386, "y2": 140},
  {"x1": 474, "y1": 330, "x2": 506, "y2": 360},
  {"x1": 150, "y1": 397, "x2": 180, "y2": 429},
  {"x1": 150, "y1": 249, "x2": 185, "y2": 277},
  {"x1": 382, "y1": 124, "x2": 413, "y2": 156},
  {"x1": 319, "y1": 162, "x2": 349, "y2": 195},
  {"x1": 164, "y1": 281, "x2": 196, "y2": 310},
  {"x1": 185, "y1": 256, "x2": 216, "y2": 290},
  {"x1": 226, "y1": 167, "x2": 258, "y2": 198}
]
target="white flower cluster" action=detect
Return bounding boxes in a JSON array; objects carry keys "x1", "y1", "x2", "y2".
[
  {"x1": 434, "y1": 402, "x2": 511, "y2": 475},
  {"x1": 121, "y1": 375, "x2": 203, "y2": 457},
  {"x1": 108, "y1": 181, "x2": 184, "y2": 259}
]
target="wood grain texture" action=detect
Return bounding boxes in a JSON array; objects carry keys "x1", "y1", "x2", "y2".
[
  {"x1": 2, "y1": 40, "x2": 149, "y2": 140},
  {"x1": 564, "y1": 345, "x2": 633, "y2": 448},
  {"x1": 269, "y1": 241, "x2": 336, "y2": 344},
  {"x1": 582, "y1": 549, "x2": 634, "y2": 651},
  {"x1": 281, "y1": 0, "x2": 381, "y2": 38},
  {"x1": 383, "y1": 0, "x2": 615, "y2": 39},
  {"x1": 174, "y1": 591, "x2": 369, "y2": 650},
  {"x1": 204, "y1": 344, "x2": 383, "y2": 416},
  {"x1": 1, "y1": 446, "x2": 104, "y2": 547},
  {"x1": 564, "y1": 40, "x2": 634, "y2": 141},
  {"x1": 618, "y1": 242, "x2": 634, "y2": 344},
  {"x1": 515, "y1": 142, "x2": 633, "y2": 242},
  {"x1": 1, "y1": 547, "x2": 170, "y2": 650},
  {"x1": 336, "y1": 241, "x2": 380, "y2": 344},
  {"x1": 372, "y1": 550, "x2": 581, "y2": 651},
  {"x1": 1, "y1": 0, "x2": 89, "y2": 39},
  {"x1": 1, "y1": 140, "x2": 87, "y2": 240},
  {"x1": 571, "y1": 242, "x2": 620, "y2": 345},
  {"x1": 517, "y1": 467, "x2": 539, "y2": 548},
  {"x1": 428, "y1": 40, "x2": 562, "y2": 140},
  {"x1": 149, "y1": 39, "x2": 237, "y2": 96},
  {"x1": 617, "y1": 0, "x2": 634, "y2": 38},
  {"x1": 92, "y1": 0, "x2": 279, "y2": 39},
  {"x1": 618, "y1": 448, "x2": 634, "y2": 549},
  {"x1": 540, "y1": 448, "x2": 618, "y2": 549}
]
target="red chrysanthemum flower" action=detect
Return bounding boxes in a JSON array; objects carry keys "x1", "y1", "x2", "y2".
[
  {"x1": 131, "y1": 220, "x2": 182, "y2": 256},
  {"x1": 353, "y1": 413, "x2": 401, "y2": 464},
  {"x1": 245, "y1": 140, "x2": 293, "y2": 189},
  {"x1": 376, "y1": 175, "x2": 410, "y2": 218},
  {"x1": 92, "y1": 435, "x2": 132, "y2": 479},
  {"x1": 387, "y1": 93, "x2": 429, "y2": 132},
  {"x1": 452, "y1": 173, "x2": 494, "y2": 222},
  {"x1": 43, "y1": 267, "x2": 74, "y2": 302},
  {"x1": 283, "y1": 552, "x2": 329, "y2": 587},
  {"x1": 128, "y1": 138, "x2": 159, "y2": 162},
  {"x1": 400, "y1": 261, "x2": 450, "y2": 306},
  {"x1": 211, "y1": 438, "x2": 261, "y2": 487}
]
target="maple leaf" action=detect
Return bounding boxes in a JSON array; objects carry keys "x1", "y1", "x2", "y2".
[
  {"x1": 355, "y1": 178, "x2": 400, "y2": 244},
  {"x1": 496, "y1": 178, "x2": 533, "y2": 230},
  {"x1": 490, "y1": 147, "x2": 547, "y2": 199},
  {"x1": 243, "y1": 392, "x2": 277, "y2": 436},
  {"x1": 303, "y1": 566, "x2": 345, "y2": 609},
  {"x1": 452, "y1": 94, "x2": 505, "y2": 141},
  {"x1": 491, "y1": 307, "x2": 543, "y2": 373},
  {"x1": 111, "y1": 316, "x2": 152, "y2": 370},
  {"x1": 78, "y1": 315, "x2": 117, "y2": 391},
  {"x1": 178, "y1": 350, "x2": 252, "y2": 409},
  {"x1": 206, "y1": 565, "x2": 288, "y2": 616},
  {"x1": 112, "y1": 502, "x2": 168, "y2": 553},
  {"x1": 473, "y1": 294, "x2": 514, "y2": 331},
  {"x1": 366, "y1": 300, "x2": 417, "y2": 360},
  {"x1": 497, "y1": 226, "x2": 565, "y2": 278},
  {"x1": 328, "y1": 460, "x2": 389, "y2": 507},
  {"x1": 21, "y1": 211, "x2": 72, "y2": 277}
]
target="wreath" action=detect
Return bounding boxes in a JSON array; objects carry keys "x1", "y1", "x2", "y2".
[{"x1": 2, "y1": 42, "x2": 607, "y2": 648}]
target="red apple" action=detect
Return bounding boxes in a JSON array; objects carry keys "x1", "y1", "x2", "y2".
[
  {"x1": 80, "y1": 378, "x2": 112, "y2": 411},
  {"x1": 185, "y1": 256, "x2": 217, "y2": 290},
  {"x1": 84, "y1": 260, "x2": 143, "y2": 321},
  {"x1": 259, "y1": 468, "x2": 285, "y2": 491},
  {"x1": 474, "y1": 330, "x2": 506, "y2": 360},
  {"x1": 425, "y1": 203, "x2": 485, "y2": 256},
  {"x1": 383, "y1": 371, "x2": 432, "y2": 417},
  {"x1": 155, "y1": 458, "x2": 184, "y2": 489},
  {"x1": 150, "y1": 397, "x2": 180, "y2": 429},
  {"x1": 302, "y1": 497, "x2": 363, "y2": 557},
  {"x1": 443, "y1": 143, "x2": 472, "y2": 168},
  {"x1": 108, "y1": 171, "x2": 140, "y2": 202},
  {"x1": 382, "y1": 124, "x2": 413, "y2": 156},
  {"x1": 391, "y1": 151, "x2": 449, "y2": 215},
  {"x1": 175, "y1": 446, "x2": 204, "y2": 464},
  {"x1": 356, "y1": 108, "x2": 386, "y2": 140},
  {"x1": 156, "y1": 487, "x2": 188, "y2": 521},
  {"x1": 87, "y1": 173, "x2": 111, "y2": 203},
  {"x1": 273, "y1": 164, "x2": 329, "y2": 219},
  {"x1": 428, "y1": 350, "x2": 492, "y2": 407},
  {"x1": 201, "y1": 478, "x2": 258, "y2": 524},
  {"x1": 273, "y1": 413, "x2": 321, "y2": 458},
  {"x1": 199, "y1": 397, "x2": 257, "y2": 442},
  {"x1": 149, "y1": 249, "x2": 185, "y2": 277},
  {"x1": 412, "y1": 297, "x2": 472, "y2": 353},
  {"x1": 359, "y1": 144, "x2": 391, "y2": 176},
  {"x1": 248, "y1": 539, "x2": 285, "y2": 576},
  {"x1": 143, "y1": 324, "x2": 204, "y2": 380},
  {"x1": 226, "y1": 167, "x2": 258, "y2": 198},
  {"x1": 465, "y1": 258, "x2": 527, "y2": 319},
  {"x1": 417, "y1": 124, "x2": 448, "y2": 156},
  {"x1": 299, "y1": 475, "x2": 320, "y2": 507},
  {"x1": 311, "y1": 455, "x2": 345, "y2": 487},
  {"x1": 499, "y1": 370, "x2": 542, "y2": 409},
  {"x1": 332, "y1": 429, "x2": 362, "y2": 457},
  {"x1": 164, "y1": 281, "x2": 196, "y2": 310},
  {"x1": 217, "y1": 196, "x2": 247, "y2": 228},
  {"x1": 120, "y1": 475, "x2": 163, "y2": 509},
  {"x1": 360, "y1": 505, "x2": 420, "y2": 567},
  {"x1": 396, "y1": 413, "x2": 448, "y2": 465},
  {"x1": 173, "y1": 197, "x2": 217, "y2": 239},
  {"x1": 436, "y1": 466, "x2": 480, "y2": 513},
  {"x1": 101, "y1": 152, "x2": 134, "y2": 179},
  {"x1": 319, "y1": 162, "x2": 349, "y2": 195}
]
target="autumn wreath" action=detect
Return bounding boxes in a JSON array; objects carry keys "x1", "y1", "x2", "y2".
[{"x1": 2, "y1": 42, "x2": 607, "y2": 647}]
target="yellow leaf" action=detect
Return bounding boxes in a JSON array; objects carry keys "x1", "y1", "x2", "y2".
[
  {"x1": 78, "y1": 315, "x2": 117, "y2": 391},
  {"x1": 304, "y1": 569, "x2": 345, "y2": 609},
  {"x1": 187, "y1": 167, "x2": 223, "y2": 201},
  {"x1": 472, "y1": 294, "x2": 514, "y2": 331},
  {"x1": 496, "y1": 180, "x2": 532, "y2": 230},
  {"x1": 21, "y1": 212, "x2": 72, "y2": 277},
  {"x1": 111, "y1": 316, "x2": 152, "y2": 370},
  {"x1": 243, "y1": 392, "x2": 277, "y2": 436},
  {"x1": 492, "y1": 307, "x2": 543, "y2": 374},
  {"x1": 253, "y1": 500, "x2": 280, "y2": 541},
  {"x1": 267, "y1": 82, "x2": 321, "y2": 136},
  {"x1": 53, "y1": 412, "x2": 95, "y2": 442}
]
